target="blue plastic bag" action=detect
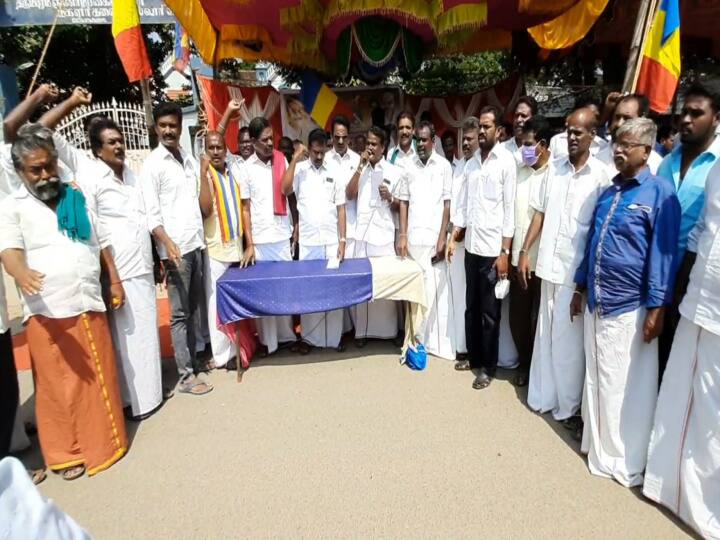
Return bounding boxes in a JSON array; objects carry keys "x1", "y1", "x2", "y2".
[{"x1": 405, "y1": 342, "x2": 427, "y2": 370}]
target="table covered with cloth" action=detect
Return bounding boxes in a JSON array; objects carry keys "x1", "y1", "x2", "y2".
[{"x1": 217, "y1": 256, "x2": 427, "y2": 360}]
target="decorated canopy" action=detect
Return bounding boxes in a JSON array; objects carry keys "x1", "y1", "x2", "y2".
[{"x1": 164, "y1": 0, "x2": 610, "y2": 77}]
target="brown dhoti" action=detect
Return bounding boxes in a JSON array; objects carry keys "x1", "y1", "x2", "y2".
[{"x1": 27, "y1": 311, "x2": 128, "y2": 476}]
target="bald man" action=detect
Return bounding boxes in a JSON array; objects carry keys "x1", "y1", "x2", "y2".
[{"x1": 517, "y1": 108, "x2": 611, "y2": 434}]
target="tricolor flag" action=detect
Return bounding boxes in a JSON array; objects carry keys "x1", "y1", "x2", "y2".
[
  {"x1": 112, "y1": 0, "x2": 153, "y2": 83},
  {"x1": 173, "y1": 22, "x2": 190, "y2": 73},
  {"x1": 300, "y1": 71, "x2": 354, "y2": 131},
  {"x1": 636, "y1": 0, "x2": 681, "y2": 113}
]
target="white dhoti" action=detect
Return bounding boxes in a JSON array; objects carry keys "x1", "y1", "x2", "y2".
[
  {"x1": 204, "y1": 254, "x2": 235, "y2": 368},
  {"x1": 108, "y1": 273, "x2": 163, "y2": 416},
  {"x1": 342, "y1": 239, "x2": 357, "y2": 333},
  {"x1": 581, "y1": 307, "x2": 657, "y2": 487},
  {"x1": 527, "y1": 280, "x2": 584, "y2": 420},
  {"x1": 448, "y1": 240, "x2": 467, "y2": 354},
  {"x1": 409, "y1": 244, "x2": 454, "y2": 359},
  {"x1": 254, "y1": 239, "x2": 296, "y2": 353},
  {"x1": 352, "y1": 240, "x2": 397, "y2": 340},
  {"x1": 299, "y1": 244, "x2": 343, "y2": 348},
  {"x1": 644, "y1": 316, "x2": 720, "y2": 539}
]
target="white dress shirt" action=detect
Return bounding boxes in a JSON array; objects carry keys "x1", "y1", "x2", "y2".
[
  {"x1": 512, "y1": 162, "x2": 550, "y2": 270},
  {"x1": 397, "y1": 151, "x2": 452, "y2": 247},
  {"x1": 532, "y1": 156, "x2": 611, "y2": 286},
  {"x1": 76, "y1": 159, "x2": 154, "y2": 281},
  {"x1": 354, "y1": 157, "x2": 404, "y2": 246},
  {"x1": 140, "y1": 144, "x2": 204, "y2": 259},
  {"x1": 595, "y1": 143, "x2": 663, "y2": 176},
  {"x1": 450, "y1": 156, "x2": 466, "y2": 226},
  {"x1": 501, "y1": 137, "x2": 523, "y2": 167},
  {"x1": 293, "y1": 160, "x2": 345, "y2": 246},
  {"x1": 549, "y1": 132, "x2": 608, "y2": 160},
  {"x1": 682, "y1": 161, "x2": 720, "y2": 336},
  {"x1": 238, "y1": 153, "x2": 293, "y2": 245},
  {"x1": 325, "y1": 148, "x2": 360, "y2": 240},
  {"x1": 0, "y1": 267, "x2": 8, "y2": 335},
  {"x1": 455, "y1": 144, "x2": 517, "y2": 257},
  {"x1": 0, "y1": 185, "x2": 109, "y2": 321},
  {"x1": 388, "y1": 145, "x2": 416, "y2": 169}
]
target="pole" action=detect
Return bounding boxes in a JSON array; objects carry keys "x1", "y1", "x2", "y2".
[
  {"x1": 621, "y1": 0, "x2": 654, "y2": 93},
  {"x1": 140, "y1": 77, "x2": 157, "y2": 148},
  {"x1": 630, "y1": 0, "x2": 659, "y2": 92},
  {"x1": 26, "y1": 10, "x2": 60, "y2": 97}
]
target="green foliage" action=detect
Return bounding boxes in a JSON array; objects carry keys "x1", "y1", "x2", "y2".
[
  {"x1": 400, "y1": 51, "x2": 512, "y2": 96},
  {"x1": 0, "y1": 24, "x2": 174, "y2": 103}
]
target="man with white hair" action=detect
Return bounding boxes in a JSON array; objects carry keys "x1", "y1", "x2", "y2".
[
  {"x1": 572, "y1": 118, "x2": 680, "y2": 486},
  {"x1": 643, "y1": 157, "x2": 720, "y2": 539}
]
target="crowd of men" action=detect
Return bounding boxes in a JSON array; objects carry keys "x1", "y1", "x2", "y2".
[{"x1": 0, "y1": 81, "x2": 718, "y2": 539}]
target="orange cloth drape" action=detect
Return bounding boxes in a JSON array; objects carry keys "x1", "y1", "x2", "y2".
[
  {"x1": 527, "y1": 0, "x2": 609, "y2": 50},
  {"x1": 28, "y1": 312, "x2": 128, "y2": 476}
]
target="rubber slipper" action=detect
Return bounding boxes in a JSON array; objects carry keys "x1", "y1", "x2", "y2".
[
  {"x1": 57, "y1": 465, "x2": 85, "y2": 481},
  {"x1": 179, "y1": 377, "x2": 213, "y2": 395}
]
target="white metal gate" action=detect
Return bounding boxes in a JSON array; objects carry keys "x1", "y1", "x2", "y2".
[{"x1": 56, "y1": 98, "x2": 151, "y2": 174}]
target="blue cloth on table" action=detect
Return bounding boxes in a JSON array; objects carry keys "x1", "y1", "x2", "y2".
[{"x1": 217, "y1": 258, "x2": 373, "y2": 324}]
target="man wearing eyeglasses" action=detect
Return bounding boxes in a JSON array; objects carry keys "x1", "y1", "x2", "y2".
[{"x1": 571, "y1": 117, "x2": 680, "y2": 487}]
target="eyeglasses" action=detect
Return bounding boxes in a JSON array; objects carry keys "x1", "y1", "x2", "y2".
[{"x1": 612, "y1": 141, "x2": 647, "y2": 152}]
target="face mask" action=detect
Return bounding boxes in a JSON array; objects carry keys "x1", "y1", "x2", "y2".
[{"x1": 521, "y1": 144, "x2": 539, "y2": 167}]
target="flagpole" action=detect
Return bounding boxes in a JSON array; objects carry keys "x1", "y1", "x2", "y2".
[
  {"x1": 140, "y1": 77, "x2": 157, "y2": 147},
  {"x1": 622, "y1": 0, "x2": 657, "y2": 93}
]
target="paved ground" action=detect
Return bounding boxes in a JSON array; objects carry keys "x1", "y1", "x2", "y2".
[{"x1": 14, "y1": 341, "x2": 693, "y2": 540}]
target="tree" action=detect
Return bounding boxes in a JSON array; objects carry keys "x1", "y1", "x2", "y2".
[{"x1": 0, "y1": 24, "x2": 173, "y2": 104}]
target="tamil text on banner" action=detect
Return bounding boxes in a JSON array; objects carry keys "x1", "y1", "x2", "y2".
[{"x1": 0, "y1": 0, "x2": 173, "y2": 26}]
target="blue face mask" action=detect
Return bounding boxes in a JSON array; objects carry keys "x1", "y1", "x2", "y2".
[{"x1": 521, "y1": 143, "x2": 539, "y2": 167}]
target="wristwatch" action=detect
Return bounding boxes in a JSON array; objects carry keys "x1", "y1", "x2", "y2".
[{"x1": 501, "y1": 248, "x2": 511, "y2": 256}]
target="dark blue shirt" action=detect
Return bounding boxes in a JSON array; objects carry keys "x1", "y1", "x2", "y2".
[{"x1": 574, "y1": 168, "x2": 681, "y2": 318}]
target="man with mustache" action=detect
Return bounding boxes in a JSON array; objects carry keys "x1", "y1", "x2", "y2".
[
  {"x1": 656, "y1": 84, "x2": 720, "y2": 376},
  {"x1": 501, "y1": 96, "x2": 538, "y2": 166},
  {"x1": 518, "y1": 108, "x2": 610, "y2": 436},
  {"x1": 281, "y1": 128, "x2": 347, "y2": 352},
  {"x1": 198, "y1": 131, "x2": 247, "y2": 370},
  {"x1": 346, "y1": 126, "x2": 406, "y2": 346},
  {"x1": 549, "y1": 98, "x2": 609, "y2": 160},
  {"x1": 141, "y1": 102, "x2": 213, "y2": 395},
  {"x1": 238, "y1": 116, "x2": 295, "y2": 354},
  {"x1": 0, "y1": 124, "x2": 128, "y2": 480},
  {"x1": 595, "y1": 93, "x2": 663, "y2": 175},
  {"x1": 450, "y1": 106, "x2": 517, "y2": 390},
  {"x1": 397, "y1": 121, "x2": 453, "y2": 359},
  {"x1": 446, "y1": 116, "x2": 481, "y2": 361},
  {"x1": 572, "y1": 117, "x2": 680, "y2": 486},
  {"x1": 65, "y1": 116, "x2": 165, "y2": 420}
]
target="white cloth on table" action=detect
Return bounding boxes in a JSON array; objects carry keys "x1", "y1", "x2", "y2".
[
  {"x1": 408, "y1": 244, "x2": 454, "y2": 360},
  {"x1": 204, "y1": 254, "x2": 235, "y2": 368},
  {"x1": 352, "y1": 240, "x2": 397, "y2": 340},
  {"x1": 108, "y1": 273, "x2": 163, "y2": 417},
  {"x1": 0, "y1": 456, "x2": 90, "y2": 539},
  {"x1": 298, "y1": 243, "x2": 343, "y2": 348},
  {"x1": 644, "y1": 316, "x2": 720, "y2": 540},
  {"x1": 140, "y1": 144, "x2": 204, "y2": 259},
  {"x1": 580, "y1": 307, "x2": 657, "y2": 487},
  {"x1": 253, "y1": 239, "x2": 295, "y2": 353},
  {"x1": 448, "y1": 240, "x2": 466, "y2": 354},
  {"x1": 527, "y1": 280, "x2": 584, "y2": 421}
]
